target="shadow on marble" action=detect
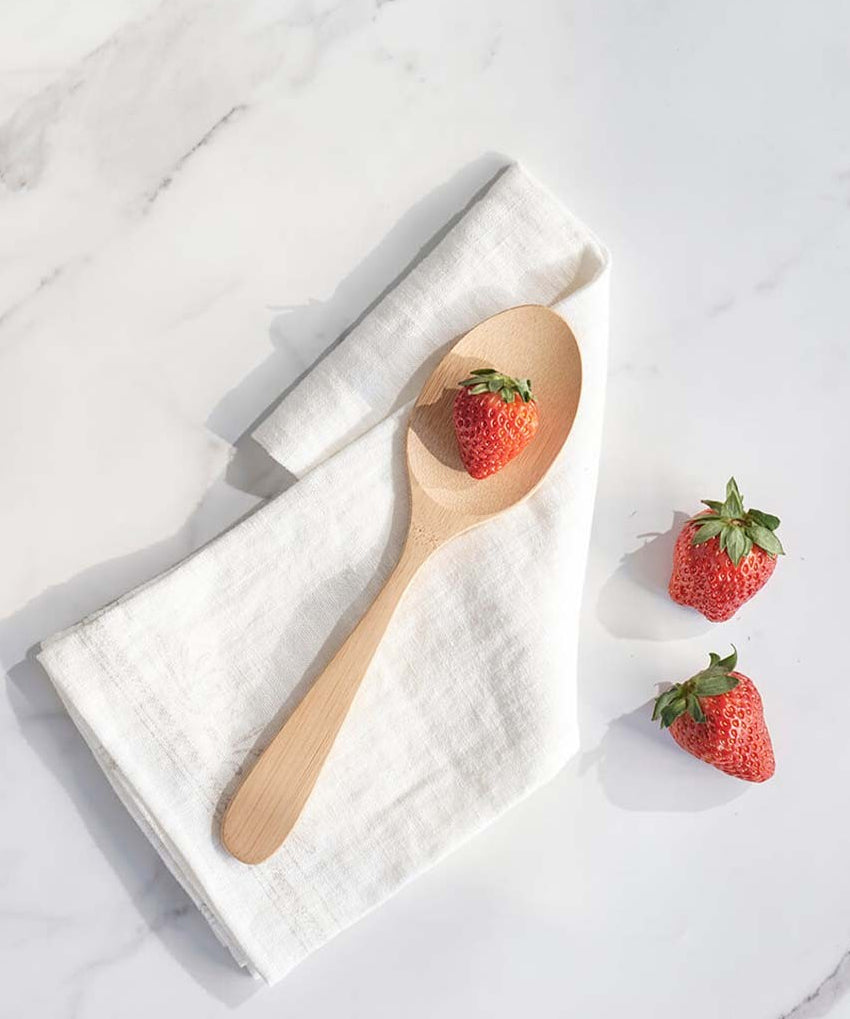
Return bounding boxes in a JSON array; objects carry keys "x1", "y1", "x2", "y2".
[
  {"x1": 205, "y1": 152, "x2": 512, "y2": 452},
  {"x1": 224, "y1": 434, "x2": 296, "y2": 500},
  {"x1": 579, "y1": 699, "x2": 746, "y2": 812},
  {"x1": 596, "y1": 511, "x2": 714, "y2": 641}
]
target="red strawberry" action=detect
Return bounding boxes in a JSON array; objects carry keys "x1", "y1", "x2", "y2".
[
  {"x1": 669, "y1": 477, "x2": 784, "y2": 622},
  {"x1": 453, "y1": 369, "x2": 539, "y2": 479},
  {"x1": 652, "y1": 647, "x2": 775, "y2": 782}
]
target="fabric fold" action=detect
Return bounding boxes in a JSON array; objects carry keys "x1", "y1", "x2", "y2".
[
  {"x1": 253, "y1": 164, "x2": 609, "y2": 478},
  {"x1": 37, "y1": 163, "x2": 610, "y2": 984}
]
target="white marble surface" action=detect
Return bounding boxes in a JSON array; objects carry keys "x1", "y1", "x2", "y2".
[{"x1": 2, "y1": 0, "x2": 850, "y2": 1015}]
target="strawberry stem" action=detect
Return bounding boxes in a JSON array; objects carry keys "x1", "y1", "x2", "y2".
[
  {"x1": 690, "y1": 477, "x2": 784, "y2": 565},
  {"x1": 458, "y1": 368, "x2": 533, "y2": 404},
  {"x1": 652, "y1": 647, "x2": 740, "y2": 728}
]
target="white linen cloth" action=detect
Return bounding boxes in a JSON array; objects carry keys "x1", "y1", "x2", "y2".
[{"x1": 37, "y1": 164, "x2": 610, "y2": 984}]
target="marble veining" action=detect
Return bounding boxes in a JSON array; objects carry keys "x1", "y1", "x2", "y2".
[
  {"x1": 144, "y1": 104, "x2": 249, "y2": 208},
  {"x1": 2, "y1": 0, "x2": 850, "y2": 1016},
  {"x1": 779, "y1": 951, "x2": 850, "y2": 1019}
]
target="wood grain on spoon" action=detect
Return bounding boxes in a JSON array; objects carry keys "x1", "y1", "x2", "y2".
[{"x1": 221, "y1": 305, "x2": 582, "y2": 864}]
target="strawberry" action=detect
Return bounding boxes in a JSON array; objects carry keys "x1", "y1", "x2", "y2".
[
  {"x1": 453, "y1": 369, "x2": 539, "y2": 479},
  {"x1": 652, "y1": 647, "x2": 775, "y2": 782},
  {"x1": 669, "y1": 477, "x2": 784, "y2": 622}
]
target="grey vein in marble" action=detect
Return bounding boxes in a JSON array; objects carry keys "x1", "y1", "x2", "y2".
[
  {"x1": 144, "y1": 104, "x2": 248, "y2": 208},
  {"x1": 779, "y1": 948, "x2": 850, "y2": 1018}
]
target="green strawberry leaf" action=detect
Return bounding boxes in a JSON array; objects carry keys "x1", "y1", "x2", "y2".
[
  {"x1": 695, "y1": 673, "x2": 739, "y2": 697},
  {"x1": 697, "y1": 478, "x2": 784, "y2": 563},
  {"x1": 747, "y1": 523, "x2": 785, "y2": 556},
  {"x1": 724, "y1": 525, "x2": 748, "y2": 566},
  {"x1": 687, "y1": 693, "x2": 705, "y2": 723},
  {"x1": 692, "y1": 519, "x2": 725, "y2": 544},
  {"x1": 653, "y1": 686, "x2": 692, "y2": 728},
  {"x1": 652, "y1": 689, "x2": 677, "y2": 720},
  {"x1": 655, "y1": 648, "x2": 741, "y2": 729},
  {"x1": 748, "y1": 508, "x2": 780, "y2": 531},
  {"x1": 661, "y1": 697, "x2": 687, "y2": 727},
  {"x1": 722, "y1": 477, "x2": 745, "y2": 519},
  {"x1": 660, "y1": 706, "x2": 680, "y2": 728},
  {"x1": 689, "y1": 511, "x2": 718, "y2": 524},
  {"x1": 697, "y1": 472, "x2": 782, "y2": 562}
]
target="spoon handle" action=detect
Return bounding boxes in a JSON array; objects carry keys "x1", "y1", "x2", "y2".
[{"x1": 221, "y1": 531, "x2": 432, "y2": 864}]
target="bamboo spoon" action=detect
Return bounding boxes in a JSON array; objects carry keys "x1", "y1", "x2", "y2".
[{"x1": 221, "y1": 304, "x2": 582, "y2": 863}]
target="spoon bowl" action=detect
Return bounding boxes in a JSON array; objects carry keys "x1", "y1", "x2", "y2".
[
  {"x1": 222, "y1": 304, "x2": 582, "y2": 863},
  {"x1": 407, "y1": 304, "x2": 582, "y2": 527}
]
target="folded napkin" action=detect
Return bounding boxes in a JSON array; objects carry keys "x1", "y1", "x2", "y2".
[{"x1": 38, "y1": 164, "x2": 610, "y2": 984}]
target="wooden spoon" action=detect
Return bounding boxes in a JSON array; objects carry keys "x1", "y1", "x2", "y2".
[{"x1": 221, "y1": 304, "x2": 582, "y2": 863}]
